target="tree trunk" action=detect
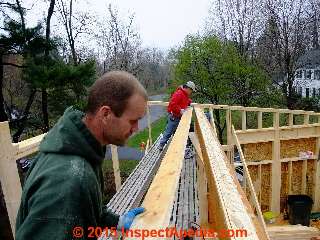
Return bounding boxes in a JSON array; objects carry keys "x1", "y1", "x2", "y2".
[
  {"x1": 41, "y1": 0, "x2": 55, "y2": 131},
  {"x1": 12, "y1": 89, "x2": 36, "y2": 142},
  {"x1": 41, "y1": 88, "x2": 49, "y2": 133},
  {"x1": 0, "y1": 54, "x2": 8, "y2": 121},
  {"x1": 214, "y1": 108, "x2": 224, "y2": 143}
]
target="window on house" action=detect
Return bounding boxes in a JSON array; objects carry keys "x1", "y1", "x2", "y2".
[
  {"x1": 305, "y1": 70, "x2": 312, "y2": 79},
  {"x1": 313, "y1": 88, "x2": 316, "y2": 97},
  {"x1": 306, "y1": 88, "x2": 310, "y2": 98},
  {"x1": 298, "y1": 87, "x2": 303, "y2": 95},
  {"x1": 296, "y1": 70, "x2": 302, "y2": 78},
  {"x1": 315, "y1": 70, "x2": 320, "y2": 80}
]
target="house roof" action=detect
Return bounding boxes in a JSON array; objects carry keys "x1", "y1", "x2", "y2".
[{"x1": 297, "y1": 49, "x2": 320, "y2": 69}]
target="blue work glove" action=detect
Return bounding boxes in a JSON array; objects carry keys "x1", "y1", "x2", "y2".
[{"x1": 117, "y1": 207, "x2": 145, "y2": 231}]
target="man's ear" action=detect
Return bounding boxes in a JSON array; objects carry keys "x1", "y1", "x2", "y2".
[{"x1": 97, "y1": 105, "x2": 112, "y2": 120}]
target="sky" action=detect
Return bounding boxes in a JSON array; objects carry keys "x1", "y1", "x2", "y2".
[
  {"x1": 94, "y1": 0, "x2": 211, "y2": 50},
  {"x1": 24, "y1": 0, "x2": 212, "y2": 50}
]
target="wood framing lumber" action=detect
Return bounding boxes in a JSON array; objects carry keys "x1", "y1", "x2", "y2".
[
  {"x1": 235, "y1": 123, "x2": 320, "y2": 144},
  {"x1": 233, "y1": 156, "x2": 318, "y2": 167},
  {"x1": 107, "y1": 136, "x2": 164, "y2": 215},
  {"x1": 146, "y1": 105, "x2": 152, "y2": 145},
  {"x1": 193, "y1": 107, "x2": 269, "y2": 240},
  {"x1": 111, "y1": 145, "x2": 121, "y2": 191},
  {"x1": 313, "y1": 136, "x2": 320, "y2": 211},
  {"x1": 232, "y1": 126, "x2": 268, "y2": 234},
  {"x1": 258, "y1": 112, "x2": 263, "y2": 129},
  {"x1": 271, "y1": 112, "x2": 281, "y2": 213},
  {"x1": 304, "y1": 114, "x2": 310, "y2": 125},
  {"x1": 147, "y1": 101, "x2": 169, "y2": 106},
  {"x1": 13, "y1": 133, "x2": 46, "y2": 159},
  {"x1": 301, "y1": 160, "x2": 307, "y2": 194},
  {"x1": 209, "y1": 107, "x2": 218, "y2": 137},
  {"x1": 226, "y1": 109, "x2": 234, "y2": 163},
  {"x1": 128, "y1": 108, "x2": 192, "y2": 236},
  {"x1": 288, "y1": 161, "x2": 293, "y2": 195},
  {"x1": 188, "y1": 132, "x2": 208, "y2": 226},
  {"x1": 288, "y1": 113, "x2": 293, "y2": 127},
  {"x1": 242, "y1": 111, "x2": 247, "y2": 130},
  {"x1": 0, "y1": 121, "x2": 21, "y2": 234}
]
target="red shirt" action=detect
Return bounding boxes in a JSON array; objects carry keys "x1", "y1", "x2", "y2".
[{"x1": 167, "y1": 87, "x2": 192, "y2": 118}]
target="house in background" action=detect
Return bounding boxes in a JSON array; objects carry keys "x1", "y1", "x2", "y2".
[{"x1": 293, "y1": 49, "x2": 320, "y2": 98}]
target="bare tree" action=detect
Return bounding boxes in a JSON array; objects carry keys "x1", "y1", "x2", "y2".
[
  {"x1": 138, "y1": 47, "x2": 168, "y2": 89},
  {"x1": 207, "y1": 0, "x2": 264, "y2": 59},
  {"x1": 55, "y1": 0, "x2": 93, "y2": 65},
  {"x1": 95, "y1": 4, "x2": 143, "y2": 75},
  {"x1": 305, "y1": 0, "x2": 320, "y2": 49},
  {"x1": 257, "y1": 0, "x2": 310, "y2": 109}
]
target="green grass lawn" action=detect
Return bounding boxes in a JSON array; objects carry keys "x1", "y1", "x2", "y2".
[
  {"x1": 127, "y1": 116, "x2": 167, "y2": 149},
  {"x1": 102, "y1": 159, "x2": 139, "y2": 203},
  {"x1": 102, "y1": 159, "x2": 139, "y2": 174}
]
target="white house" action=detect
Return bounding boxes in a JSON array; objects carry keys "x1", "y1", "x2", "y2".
[{"x1": 293, "y1": 49, "x2": 320, "y2": 98}]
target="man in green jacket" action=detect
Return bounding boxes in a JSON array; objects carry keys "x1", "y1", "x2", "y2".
[{"x1": 16, "y1": 71, "x2": 147, "y2": 239}]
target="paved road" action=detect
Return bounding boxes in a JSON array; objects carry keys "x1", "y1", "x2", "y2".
[
  {"x1": 106, "y1": 94, "x2": 167, "y2": 161},
  {"x1": 137, "y1": 94, "x2": 167, "y2": 131}
]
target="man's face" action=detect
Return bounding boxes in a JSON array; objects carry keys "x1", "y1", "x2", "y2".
[
  {"x1": 185, "y1": 88, "x2": 193, "y2": 96},
  {"x1": 102, "y1": 94, "x2": 147, "y2": 146}
]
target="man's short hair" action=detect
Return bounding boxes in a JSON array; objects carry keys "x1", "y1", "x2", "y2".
[{"x1": 86, "y1": 71, "x2": 147, "y2": 117}]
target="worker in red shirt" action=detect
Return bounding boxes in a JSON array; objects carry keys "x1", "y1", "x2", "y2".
[{"x1": 158, "y1": 81, "x2": 196, "y2": 151}]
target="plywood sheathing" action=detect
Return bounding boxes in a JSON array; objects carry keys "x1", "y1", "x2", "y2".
[
  {"x1": 247, "y1": 166, "x2": 259, "y2": 205},
  {"x1": 243, "y1": 142, "x2": 272, "y2": 161},
  {"x1": 291, "y1": 161, "x2": 303, "y2": 194},
  {"x1": 280, "y1": 138, "x2": 316, "y2": 158},
  {"x1": 261, "y1": 164, "x2": 271, "y2": 212},
  {"x1": 280, "y1": 162, "x2": 288, "y2": 213},
  {"x1": 307, "y1": 160, "x2": 315, "y2": 198},
  {"x1": 243, "y1": 138, "x2": 316, "y2": 162}
]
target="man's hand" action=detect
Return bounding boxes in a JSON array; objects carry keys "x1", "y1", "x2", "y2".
[
  {"x1": 117, "y1": 207, "x2": 145, "y2": 231},
  {"x1": 180, "y1": 106, "x2": 192, "y2": 115}
]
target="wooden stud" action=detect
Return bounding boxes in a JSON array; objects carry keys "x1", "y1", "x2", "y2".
[
  {"x1": 259, "y1": 164, "x2": 262, "y2": 205},
  {"x1": 144, "y1": 139, "x2": 150, "y2": 155},
  {"x1": 148, "y1": 101, "x2": 169, "y2": 106},
  {"x1": 271, "y1": 111, "x2": 281, "y2": 213},
  {"x1": 313, "y1": 137, "x2": 320, "y2": 211},
  {"x1": 146, "y1": 105, "x2": 152, "y2": 145},
  {"x1": 242, "y1": 110, "x2": 247, "y2": 130},
  {"x1": 289, "y1": 113, "x2": 294, "y2": 127},
  {"x1": 226, "y1": 109, "x2": 234, "y2": 163},
  {"x1": 258, "y1": 111, "x2": 263, "y2": 129},
  {"x1": 130, "y1": 108, "x2": 192, "y2": 231},
  {"x1": 301, "y1": 160, "x2": 308, "y2": 194},
  {"x1": 111, "y1": 145, "x2": 121, "y2": 191},
  {"x1": 232, "y1": 126, "x2": 268, "y2": 234},
  {"x1": 304, "y1": 114, "x2": 310, "y2": 125},
  {"x1": 288, "y1": 161, "x2": 293, "y2": 195},
  {"x1": 0, "y1": 122, "x2": 21, "y2": 234},
  {"x1": 243, "y1": 167, "x2": 247, "y2": 195},
  {"x1": 209, "y1": 107, "x2": 214, "y2": 127},
  {"x1": 189, "y1": 133, "x2": 208, "y2": 227}
]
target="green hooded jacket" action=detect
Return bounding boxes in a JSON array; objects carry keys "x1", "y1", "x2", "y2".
[{"x1": 16, "y1": 107, "x2": 119, "y2": 240}]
